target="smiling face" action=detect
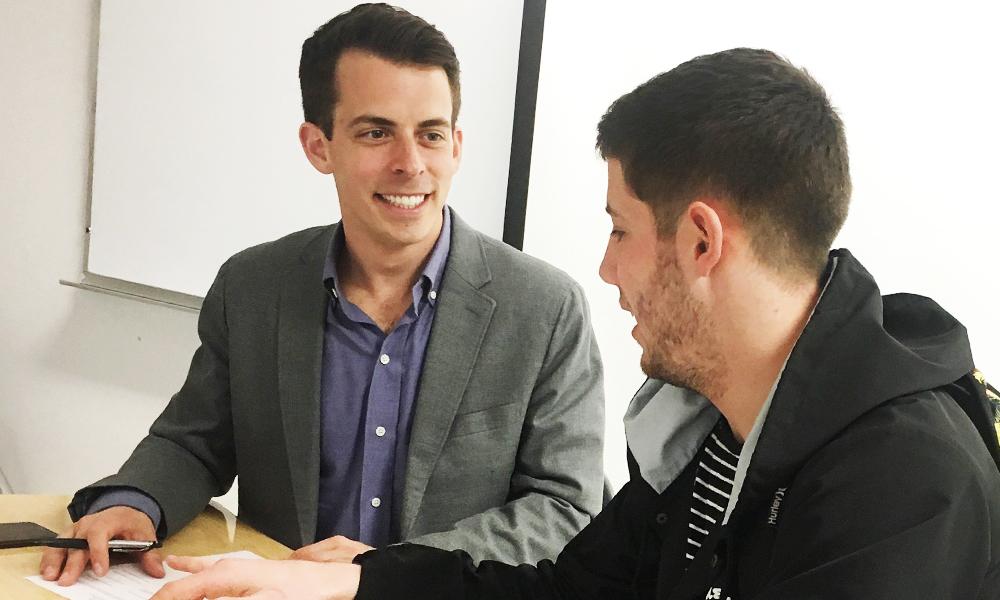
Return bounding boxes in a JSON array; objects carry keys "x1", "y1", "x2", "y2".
[
  {"x1": 302, "y1": 50, "x2": 462, "y2": 251},
  {"x1": 599, "y1": 159, "x2": 722, "y2": 393}
]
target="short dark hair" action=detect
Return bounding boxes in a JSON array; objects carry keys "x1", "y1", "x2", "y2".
[
  {"x1": 299, "y1": 3, "x2": 461, "y2": 138},
  {"x1": 596, "y1": 48, "x2": 851, "y2": 278}
]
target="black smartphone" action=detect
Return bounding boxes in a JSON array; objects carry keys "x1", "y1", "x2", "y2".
[{"x1": 0, "y1": 521, "x2": 57, "y2": 542}]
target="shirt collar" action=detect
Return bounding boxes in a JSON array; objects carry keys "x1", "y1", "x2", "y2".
[
  {"x1": 418, "y1": 207, "x2": 451, "y2": 310},
  {"x1": 322, "y1": 208, "x2": 452, "y2": 315}
]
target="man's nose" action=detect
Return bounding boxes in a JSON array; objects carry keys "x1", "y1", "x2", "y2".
[
  {"x1": 598, "y1": 242, "x2": 616, "y2": 286},
  {"x1": 391, "y1": 138, "x2": 426, "y2": 177}
]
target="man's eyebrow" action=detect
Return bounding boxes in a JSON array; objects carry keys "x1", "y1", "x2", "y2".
[
  {"x1": 347, "y1": 115, "x2": 396, "y2": 128},
  {"x1": 418, "y1": 118, "x2": 451, "y2": 129},
  {"x1": 606, "y1": 205, "x2": 620, "y2": 217},
  {"x1": 345, "y1": 116, "x2": 451, "y2": 130}
]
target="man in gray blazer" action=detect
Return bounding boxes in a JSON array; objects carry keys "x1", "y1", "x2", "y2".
[{"x1": 40, "y1": 4, "x2": 604, "y2": 586}]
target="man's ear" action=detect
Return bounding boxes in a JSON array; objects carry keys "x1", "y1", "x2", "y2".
[
  {"x1": 677, "y1": 200, "x2": 724, "y2": 278},
  {"x1": 299, "y1": 122, "x2": 334, "y2": 175},
  {"x1": 452, "y1": 125, "x2": 463, "y2": 165}
]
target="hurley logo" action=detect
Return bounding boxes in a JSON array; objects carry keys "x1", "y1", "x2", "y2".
[{"x1": 767, "y1": 487, "x2": 788, "y2": 526}]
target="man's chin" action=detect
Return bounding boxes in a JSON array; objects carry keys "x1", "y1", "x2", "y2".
[
  {"x1": 639, "y1": 353, "x2": 670, "y2": 382},
  {"x1": 640, "y1": 353, "x2": 694, "y2": 391},
  {"x1": 375, "y1": 212, "x2": 444, "y2": 246}
]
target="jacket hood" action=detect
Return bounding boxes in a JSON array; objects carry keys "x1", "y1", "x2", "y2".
[{"x1": 732, "y1": 248, "x2": 974, "y2": 518}]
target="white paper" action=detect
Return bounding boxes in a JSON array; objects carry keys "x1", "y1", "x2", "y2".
[{"x1": 25, "y1": 550, "x2": 261, "y2": 599}]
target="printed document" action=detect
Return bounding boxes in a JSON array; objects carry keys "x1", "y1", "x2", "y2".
[{"x1": 24, "y1": 550, "x2": 260, "y2": 599}]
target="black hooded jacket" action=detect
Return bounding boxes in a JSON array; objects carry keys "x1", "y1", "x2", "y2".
[{"x1": 355, "y1": 250, "x2": 1000, "y2": 599}]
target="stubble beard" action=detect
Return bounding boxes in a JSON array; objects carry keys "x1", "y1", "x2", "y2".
[{"x1": 636, "y1": 249, "x2": 725, "y2": 400}]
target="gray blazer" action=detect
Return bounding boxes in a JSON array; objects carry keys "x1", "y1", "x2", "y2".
[{"x1": 70, "y1": 209, "x2": 605, "y2": 563}]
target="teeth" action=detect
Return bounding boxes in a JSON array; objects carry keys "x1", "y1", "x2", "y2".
[{"x1": 380, "y1": 194, "x2": 426, "y2": 209}]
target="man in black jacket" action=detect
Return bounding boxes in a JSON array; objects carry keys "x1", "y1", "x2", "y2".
[{"x1": 153, "y1": 48, "x2": 1000, "y2": 600}]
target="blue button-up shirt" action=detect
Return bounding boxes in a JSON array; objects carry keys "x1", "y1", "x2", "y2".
[{"x1": 315, "y1": 210, "x2": 451, "y2": 547}]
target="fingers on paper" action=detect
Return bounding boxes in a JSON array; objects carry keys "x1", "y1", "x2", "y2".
[
  {"x1": 140, "y1": 548, "x2": 166, "y2": 578},
  {"x1": 57, "y1": 547, "x2": 90, "y2": 586},
  {"x1": 165, "y1": 554, "x2": 217, "y2": 574},
  {"x1": 86, "y1": 528, "x2": 112, "y2": 576},
  {"x1": 38, "y1": 530, "x2": 71, "y2": 581},
  {"x1": 151, "y1": 560, "x2": 253, "y2": 599}
]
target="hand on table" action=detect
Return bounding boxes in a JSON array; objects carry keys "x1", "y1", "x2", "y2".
[
  {"x1": 290, "y1": 535, "x2": 374, "y2": 563},
  {"x1": 38, "y1": 505, "x2": 163, "y2": 586},
  {"x1": 150, "y1": 555, "x2": 361, "y2": 600}
]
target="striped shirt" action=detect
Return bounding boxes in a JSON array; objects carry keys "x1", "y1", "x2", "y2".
[{"x1": 686, "y1": 418, "x2": 742, "y2": 563}]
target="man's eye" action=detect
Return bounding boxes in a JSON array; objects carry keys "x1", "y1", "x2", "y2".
[
  {"x1": 424, "y1": 132, "x2": 445, "y2": 143},
  {"x1": 610, "y1": 230, "x2": 625, "y2": 240},
  {"x1": 363, "y1": 129, "x2": 387, "y2": 140}
]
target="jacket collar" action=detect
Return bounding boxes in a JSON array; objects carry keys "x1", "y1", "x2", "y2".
[
  {"x1": 625, "y1": 250, "x2": 974, "y2": 522},
  {"x1": 730, "y1": 249, "x2": 972, "y2": 521},
  {"x1": 437, "y1": 207, "x2": 492, "y2": 289}
]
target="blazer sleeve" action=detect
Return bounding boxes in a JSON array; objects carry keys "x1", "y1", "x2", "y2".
[
  {"x1": 405, "y1": 281, "x2": 606, "y2": 563},
  {"x1": 68, "y1": 260, "x2": 237, "y2": 538}
]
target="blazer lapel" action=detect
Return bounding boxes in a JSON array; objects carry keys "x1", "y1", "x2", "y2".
[
  {"x1": 276, "y1": 225, "x2": 334, "y2": 546},
  {"x1": 401, "y1": 211, "x2": 496, "y2": 534}
]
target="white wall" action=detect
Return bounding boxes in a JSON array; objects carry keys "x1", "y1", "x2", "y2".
[{"x1": 2, "y1": 0, "x2": 997, "y2": 502}]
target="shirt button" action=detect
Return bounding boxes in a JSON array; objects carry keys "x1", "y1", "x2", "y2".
[
  {"x1": 371, "y1": 497, "x2": 382, "y2": 508},
  {"x1": 375, "y1": 426, "x2": 386, "y2": 437},
  {"x1": 429, "y1": 290, "x2": 437, "y2": 300},
  {"x1": 379, "y1": 354, "x2": 390, "y2": 365},
  {"x1": 655, "y1": 513, "x2": 668, "y2": 525}
]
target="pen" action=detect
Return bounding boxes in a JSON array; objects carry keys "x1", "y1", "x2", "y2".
[
  {"x1": 107, "y1": 539, "x2": 161, "y2": 553},
  {"x1": 0, "y1": 538, "x2": 161, "y2": 553}
]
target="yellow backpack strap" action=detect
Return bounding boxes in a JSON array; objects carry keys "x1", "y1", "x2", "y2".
[{"x1": 973, "y1": 369, "x2": 1000, "y2": 442}]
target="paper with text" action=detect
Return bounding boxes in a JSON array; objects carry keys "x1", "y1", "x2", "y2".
[{"x1": 25, "y1": 550, "x2": 261, "y2": 599}]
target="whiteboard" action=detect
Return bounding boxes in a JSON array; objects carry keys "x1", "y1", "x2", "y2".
[{"x1": 87, "y1": 0, "x2": 534, "y2": 298}]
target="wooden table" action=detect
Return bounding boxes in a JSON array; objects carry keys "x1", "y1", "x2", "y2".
[{"x1": 0, "y1": 495, "x2": 291, "y2": 598}]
